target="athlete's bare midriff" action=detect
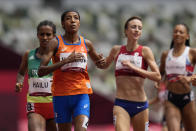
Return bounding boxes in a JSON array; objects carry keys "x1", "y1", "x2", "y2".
[
  {"x1": 115, "y1": 75, "x2": 147, "y2": 102},
  {"x1": 166, "y1": 80, "x2": 191, "y2": 94}
]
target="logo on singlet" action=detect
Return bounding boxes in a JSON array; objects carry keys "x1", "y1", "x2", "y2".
[
  {"x1": 31, "y1": 69, "x2": 38, "y2": 76},
  {"x1": 81, "y1": 47, "x2": 84, "y2": 52},
  {"x1": 134, "y1": 52, "x2": 139, "y2": 57},
  {"x1": 167, "y1": 56, "x2": 171, "y2": 61},
  {"x1": 29, "y1": 55, "x2": 34, "y2": 60},
  {"x1": 61, "y1": 47, "x2": 67, "y2": 52}
]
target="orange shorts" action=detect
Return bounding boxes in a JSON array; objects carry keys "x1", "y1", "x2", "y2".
[{"x1": 26, "y1": 102, "x2": 54, "y2": 120}]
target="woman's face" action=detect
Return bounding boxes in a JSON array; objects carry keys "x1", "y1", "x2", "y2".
[
  {"x1": 173, "y1": 24, "x2": 189, "y2": 45},
  {"x1": 37, "y1": 25, "x2": 55, "y2": 48},
  {"x1": 125, "y1": 19, "x2": 142, "y2": 41},
  {"x1": 62, "y1": 11, "x2": 80, "y2": 33}
]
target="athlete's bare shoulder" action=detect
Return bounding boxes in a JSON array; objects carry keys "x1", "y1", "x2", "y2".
[
  {"x1": 49, "y1": 37, "x2": 58, "y2": 51},
  {"x1": 189, "y1": 48, "x2": 196, "y2": 55},
  {"x1": 25, "y1": 49, "x2": 31, "y2": 54},
  {"x1": 109, "y1": 45, "x2": 121, "y2": 55},
  {"x1": 112, "y1": 45, "x2": 121, "y2": 52},
  {"x1": 84, "y1": 38, "x2": 96, "y2": 48},
  {"x1": 142, "y1": 46, "x2": 152, "y2": 53},
  {"x1": 141, "y1": 46, "x2": 155, "y2": 59},
  {"x1": 83, "y1": 39, "x2": 95, "y2": 53},
  {"x1": 84, "y1": 38, "x2": 91, "y2": 44},
  {"x1": 189, "y1": 47, "x2": 196, "y2": 64},
  {"x1": 84, "y1": 38, "x2": 92, "y2": 47},
  {"x1": 161, "y1": 50, "x2": 169, "y2": 58},
  {"x1": 23, "y1": 49, "x2": 31, "y2": 58},
  {"x1": 108, "y1": 45, "x2": 121, "y2": 60}
]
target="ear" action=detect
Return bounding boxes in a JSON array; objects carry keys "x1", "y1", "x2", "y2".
[
  {"x1": 186, "y1": 34, "x2": 190, "y2": 40},
  {"x1": 61, "y1": 21, "x2": 64, "y2": 28}
]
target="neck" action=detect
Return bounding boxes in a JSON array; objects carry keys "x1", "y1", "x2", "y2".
[
  {"x1": 173, "y1": 44, "x2": 186, "y2": 56},
  {"x1": 37, "y1": 47, "x2": 47, "y2": 57},
  {"x1": 64, "y1": 32, "x2": 79, "y2": 44},
  {"x1": 126, "y1": 39, "x2": 138, "y2": 51},
  {"x1": 173, "y1": 43, "x2": 186, "y2": 52}
]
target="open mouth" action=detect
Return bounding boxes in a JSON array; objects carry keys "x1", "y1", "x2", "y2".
[
  {"x1": 133, "y1": 34, "x2": 139, "y2": 38},
  {"x1": 71, "y1": 24, "x2": 76, "y2": 28}
]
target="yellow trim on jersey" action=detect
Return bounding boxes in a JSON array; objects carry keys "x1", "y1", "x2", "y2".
[{"x1": 27, "y1": 93, "x2": 53, "y2": 103}]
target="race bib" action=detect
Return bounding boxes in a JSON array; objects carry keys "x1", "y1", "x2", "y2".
[
  {"x1": 116, "y1": 53, "x2": 142, "y2": 70},
  {"x1": 28, "y1": 78, "x2": 52, "y2": 94},
  {"x1": 60, "y1": 53, "x2": 87, "y2": 71}
]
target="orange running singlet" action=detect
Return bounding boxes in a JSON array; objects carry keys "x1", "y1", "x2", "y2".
[{"x1": 52, "y1": 35, "x2": 93, "y2": 96}]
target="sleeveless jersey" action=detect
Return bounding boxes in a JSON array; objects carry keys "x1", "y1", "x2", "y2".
[
  {"x1": 115, "y1": 45, "x2": 148, "y2": 78},
  {"x1": 165, "y1": 47, "x2": 194, "y2": 82},
  {"x1": 27, "y1": 48, "x2": 53, "y2": 103},
  {"x1": 52, "y1": 35, "x2": 92, "y2": 96}
]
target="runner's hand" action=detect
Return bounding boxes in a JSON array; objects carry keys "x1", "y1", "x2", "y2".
[
  {"x1": 95, "y1": 54, "x2": 106, "y2": 68},
  {"x1": 15, "y1": 83, "x2": 23, "y2": 92},
  {"x1": 67, "y1": 50, "x2": 84, "y2": 63}
]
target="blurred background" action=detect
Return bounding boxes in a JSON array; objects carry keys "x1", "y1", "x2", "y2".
[{"x1": 1, "y1": 0, "x2": 196, "y2": 130}]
